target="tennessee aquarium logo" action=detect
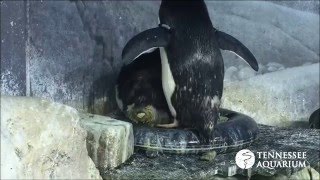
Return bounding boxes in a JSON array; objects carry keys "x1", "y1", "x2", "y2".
[
  {"x1": 235, "y1": 149, "x2": 308, "y2": 169},
  {"x1": 235, "y1": 149, "x2": 255, "y2": 169}
]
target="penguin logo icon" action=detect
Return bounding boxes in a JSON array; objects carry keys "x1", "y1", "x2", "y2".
[{"x1": 235, "y1": 149, "x2": 255, "y2": 169}]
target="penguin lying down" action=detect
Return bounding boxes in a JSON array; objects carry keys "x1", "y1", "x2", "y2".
[{"x1": 116, "y1": 0, "x2": 259, "y2": 154}]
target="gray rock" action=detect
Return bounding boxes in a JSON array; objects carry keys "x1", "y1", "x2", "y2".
[
  {"x1": 257, "y1": 63, "x2": 268, "y2": 75},
  {"x1": 103, "y1": 125, "x2": 320, "y2": 179},
  {"x1": 26, "y1": 1, "x2": 96, "y2": 111},
  {"x1": 0, "y1": 96, "x2": 101, "y2": 179},
  {"x1": 222, "y1": 64, "x2": 319, "y2": 127},
  {"x1": 238, "y1": 67, "x2": 257, "y2": 80},
  {"x1": 224, "y1": 66, "x2": 239, "y2": 83},
  {"x1": 211, "y1": 1, "x2": 319, "y2": 69},
  {"x1": 24, "y1": 1, "x2": 160, "y2": 115},
  {"x1": 2, "y1": 1, "x2": 318, "y2": 114},
  {"x1": 266, "y1": 62, "x2": 285, "y2": 72},
  {"x1": 1, "y1": 1, "x2": 27, "y2": 96},
  {"x1": 253, "y1": 166, "x2": 320, "y2": 180},
  {"x1": 289, "y1": 167, "x2": 319, "y2": 180},
  {"x1": 200, "y1": 151, "x2": 217, "y2": 161},
  {"x1": 79, "y1": 113, "x2": 134, "y2": 170},
  {"x1": 271, "y1": 1, "x2": 319, "y2": 15},
  {"x1": 303, "y1": 62, "x2": 313, "y2": 66}
]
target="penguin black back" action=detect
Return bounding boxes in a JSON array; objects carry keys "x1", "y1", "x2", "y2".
[
  {"x1": 157, "y1": 0, "x2": 225, "y2": 142},
  {"x1": 160, "y1": 0, "x2": 212, "y2": 27}
]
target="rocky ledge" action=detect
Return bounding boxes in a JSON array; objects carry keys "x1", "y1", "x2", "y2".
[
  {"x1": 0, "y1": 96, "x2": 102, "y2": 179},
  {"x1": 1, "y1": 95, "x2": 319, "y2": 179},
  {"x1": 0, "y1": 96, "x2": 134, "y2": 179},
  {"x1": 104, "y1": 125, "x2": 320, "y2": 179}
]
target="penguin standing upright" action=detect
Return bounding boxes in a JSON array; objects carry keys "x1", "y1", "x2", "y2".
[{"x1": 121, "y1": 0, "x2": 258, "y2": 142}]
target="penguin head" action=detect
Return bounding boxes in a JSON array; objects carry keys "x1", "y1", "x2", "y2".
[
  {"x1": 118, "y1": 49, "x2": 171, "y2": 126},
  {"x1": 121, "y1": 69, "x2": 161, "y2": 126},
  {"x1": 124, "y1": 69, "x2": 161, "y2": 106},
  {"x1": 159, "y1": 0, "x2": 211, "y2": 29},
  {"x1": 123, "y1": 70, "x2": 169, "y2": 126}
]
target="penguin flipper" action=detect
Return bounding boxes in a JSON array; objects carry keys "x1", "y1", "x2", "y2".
[
  {"x1": 216, "y1": 31, "x2": 259, "y2": 71},
  {"x1": 122, "y1": 27, "x2": 171, "y2": 65}
]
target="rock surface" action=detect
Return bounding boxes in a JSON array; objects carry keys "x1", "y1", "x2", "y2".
[
  {"x1": 0, "y1": 96, "x2": 102, "y2": 179},
  {"x1": 2, "y1": 1, "x2": 319, "y2": 114},
  {"x1": 79, "y1": 113, "x2": 134, "y2": 170},
  {"x1": 104, "y1": 125, "x2": 320, "y2": 179},
  {"x1": 222, "y1": 63, "x2": 319, "y2": 127},
  {"x1": 289, "y1": 167, "x2": 319, "y2": 180},
  {"x1": 209, "y1": 1, "x2": 319, "y2": 69},
  {"x1": 253, "y1": 166, "x2": 320, "y2": 180}
]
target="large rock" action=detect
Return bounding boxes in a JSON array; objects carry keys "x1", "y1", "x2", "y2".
[
  {"x1": 1, "y1": 1, "x2": 27, "y2": 96},
  {"x1": 207, "y1": 1, "x2": 319, "y2": 69},
  {"x1": 22, "y1": 1, "x2": 160, "y2": 114},
  {"x1": 289, "y1": 167, "x2": 320, "y2": 180},
  {"x1": 222, "y1": 63, "x2": 319, "y2": 127},
  {"x1": 79, "y1": 113, "x2": 134, "y2": 170},
  {"x1": 0, "y1": 96, "x2": 102, "y2": 179}
]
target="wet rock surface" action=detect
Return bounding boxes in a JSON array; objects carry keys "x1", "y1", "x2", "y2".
[
  {"x1": 79, "y1": 113, "x2": 134, "y2": 170},
  {"x1": 103, "y1": 125, "x2": 319, "y2": 179},
  {"x1": 0, "y1": 96, "x2": 102, "y2": 179},
  {"x1": 222, "y1": 64, "x2": 319, "y2": 127}
]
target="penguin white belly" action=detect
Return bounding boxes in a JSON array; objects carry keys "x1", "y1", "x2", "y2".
[{"x1": 160, "y1": 47, "x2": 177, "y2": 118}]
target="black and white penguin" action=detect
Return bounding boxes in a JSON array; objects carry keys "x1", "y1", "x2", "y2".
[
  {"x1": 121, "y1": 0, "x2": 259, "y2": 142},
  {"x1": 309, "y1": 108, "x2": 319, "y2": 129},
  {"x1": 116, "y1": 49, "x2": 172, "y2": 126}
]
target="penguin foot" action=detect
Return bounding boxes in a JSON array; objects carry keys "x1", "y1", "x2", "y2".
[{"x1": 157, "y1": 119, "x2": 179, "y2": 128}]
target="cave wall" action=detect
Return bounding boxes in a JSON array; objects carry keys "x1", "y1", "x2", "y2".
[{"x1": 1, "y1": 0, "x2": 319, "y2": 115}]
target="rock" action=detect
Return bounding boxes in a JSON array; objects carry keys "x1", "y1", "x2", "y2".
[
  {"x1": 257, "y1": 64, "x2": 268, "y2": 75},
  {"x1": 303, "y1": 62, "x2": 313, "y2": 66},
  {"x1": 104, "y1": 125, "x2": 320, "y2": 179},
  {"x1": 3, "y1": 1, "x2": 318, "y2": 114},
  {"x1": 238, "y1": 67, "x2": 257, "y2": 80},
  {"x1": 222, "y1": 64, "x2": 319, "y2": 127},
  {"x1": 1, "y1": 1, "x2": 27, "y2": 96},
  {"x1": 0, "y1": 96, "x2": 101, "y2": 179},
  {"x1": 200, "y1": 151, "x2": 217, "y2": 161},
  {"x1": 271, "y1": 1, "x2": 319, "y2": 15},
  {"x1": 23, "y1": 1, "x2": 160, "y2": 114},
  {"x1": 266, "y1": 62, "x2": 285, "y2": 72},
  {"x1": 289, "y1": 167, "x2": 320, "y2": 180},
  {"x1": 1, "y1": 130, "x2": 20, "y2": 179},
  {"x1": 224, "y1": 66, "x2": 239, "y2": 83},
  {"x1": 79, "y1": 113, "x2": 134, "y2": 170},
  {"x1": 210, "y1": 1, "x2": 319, "y2": 69}
]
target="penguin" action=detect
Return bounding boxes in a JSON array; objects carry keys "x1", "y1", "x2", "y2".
[
  {"x1": 116, "y1": 49, "x2": 259, "y2": 154},
  {"x1": 309, "y1": 108, "x2": 319, "y2": 129},
  {"x1": 121, "y1": 0, "x2": 259, "y2": 142},
  {"x1": 116, "y1": 49, "x2": 172, "y2": 126}
]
